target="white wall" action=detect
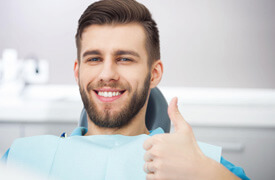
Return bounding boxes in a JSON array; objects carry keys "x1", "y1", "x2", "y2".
[{"x1": 0, "y1": 0, "x2": 274, "y2": 88}]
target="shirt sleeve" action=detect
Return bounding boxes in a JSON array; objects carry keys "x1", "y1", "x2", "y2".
[
  {"x1": 220, "y1": 156, "x2": 250, "y2": 180},
  {"x1": 0, "y1": 148, "x2": 10, "y2": 164}
]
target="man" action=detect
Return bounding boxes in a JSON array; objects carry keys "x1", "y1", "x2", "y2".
[{"x1": 2, "y1": 0, "x2": 249, "y2": 179}]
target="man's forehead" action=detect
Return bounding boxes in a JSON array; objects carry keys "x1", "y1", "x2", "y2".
[
  {"x1": 80, "y1": 23, "x2": 147, "y2": 57},
  {"x1": 82, "y1": 49, "x2": 141, "y2": 58},
  {"x1": 81, "y1": 23, "x2": 146, "y2": 43}
]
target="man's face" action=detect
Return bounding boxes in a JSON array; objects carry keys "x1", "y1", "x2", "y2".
[{"x1": 75, "y1": 23, "x2": 151, "y2": 128}]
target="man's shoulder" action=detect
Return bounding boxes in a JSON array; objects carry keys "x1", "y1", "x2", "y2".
[
  {"x1": 1, "y1": 135, "x2": 61, "y2": 164},
  {"x1": 12, "y1": 135, "x2": 61, "y2": 146},
  {"x1": 8, "y1": 135, "x2": 61, "y2": 160},
  {"x1": 2, "y1": 134, "x2": 65, "y2": 175}
]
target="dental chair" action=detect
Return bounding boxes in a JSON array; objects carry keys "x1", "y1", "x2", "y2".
[{"x1": 78, "y1": 87, "x2": 171, "y2": 133}]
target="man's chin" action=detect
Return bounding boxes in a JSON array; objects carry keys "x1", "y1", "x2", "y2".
[{"x1": 90, "y1": 115, "x2": 128, "y2": 129}]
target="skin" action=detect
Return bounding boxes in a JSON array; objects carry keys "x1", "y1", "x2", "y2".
[
  {"x1": 74, "y1": 23, "x2": 163, "y2": 136},
  {"x1": 74, "y1": 23, "x2": 241, "y2": 179},
  {"x1": 143, "y1": 97, "x2": 241, "y2": 180}
]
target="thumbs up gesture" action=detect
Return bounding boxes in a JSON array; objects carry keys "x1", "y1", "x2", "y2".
[{"x1": 143, "y1": 97, "x2": 240, "y2": 180}]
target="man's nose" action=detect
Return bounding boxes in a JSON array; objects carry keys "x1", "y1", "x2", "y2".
[{"x1": 98, "y1": 60, "x2": 119, "y2": 82}]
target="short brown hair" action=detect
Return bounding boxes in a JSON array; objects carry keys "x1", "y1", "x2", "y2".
[{"x1": 75, "y1": 0, "x2": 160, "y2": 66}]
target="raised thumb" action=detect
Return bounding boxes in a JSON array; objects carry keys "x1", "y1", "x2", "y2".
[{"x1": 168, "y1": 97, "x2": 188, "y2": 133}]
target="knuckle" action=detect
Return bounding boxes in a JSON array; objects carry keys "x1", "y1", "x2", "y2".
[
  {"x1": 151, "y1": 146, "x2": 162, "y2": 158},
  {"x1": 182, "y1": 123, "x2": 193, "y2": 134},
  {"x1": 153, "y1": 173, "x2": 162, "y2": 180},
  {"x1": 144, "y1": 151, "x2": 149, "y2": 161},
  {"x1": 146, "y1": 174, "x2": 153, "y2": 180},
  {"x1": 154, "y1": 160, "x2": 164, "y2": 172},
  {"x1": 146, "y1": 174, "x2": 159, "y2": 180},
  {"x1": 144, "y1": 138, "x2": 153, "y2": 150},
  {"x1": 153, "y1": 134, "x2": 164, "y2": 143}
]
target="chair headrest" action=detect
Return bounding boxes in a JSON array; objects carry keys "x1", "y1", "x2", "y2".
[{"x1": 79, "y1": 87, "x2": 171, "y2": 133}]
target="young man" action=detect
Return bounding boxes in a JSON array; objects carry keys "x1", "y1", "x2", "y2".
[{"x1": 2, "y1": 0, "x2": 249, "y2": 179}]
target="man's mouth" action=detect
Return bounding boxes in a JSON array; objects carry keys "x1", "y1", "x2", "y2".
[{"x1": 94, "y1": 89, "x2": 126, "y2": 102}]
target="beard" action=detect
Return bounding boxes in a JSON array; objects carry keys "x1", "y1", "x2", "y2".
[{"x1": 79, "y1": 73, "x2": 151, "y2": 128}]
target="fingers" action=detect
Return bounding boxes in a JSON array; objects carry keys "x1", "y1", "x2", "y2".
[
  {"x1": 144, "y1": 135, "x2": 162, "y2": 161},
  {"x1": 143, "y1": 137, "x2": 153, "y2": 151},
  {"x1": 144, "y1": 150, "x2": 154, "y2": 162},
  {"x1": 143, "y1": 161, "x2": 155, "y2": 174},
  {"x1": 143, "y1": 136, "x2": 161, "y2": 175},
  {"x1": 146, "y1": 173, "x2": 154, "y2": 180},
  {"x1": 144, "y1": 164, "x2": 156, "y2": 180},
  {"x1": 143, "y1": 134, "x2": 162, "y2": 151},
  {"x1": 168, "y1": 97, "x2": 190, "y2": 133}
]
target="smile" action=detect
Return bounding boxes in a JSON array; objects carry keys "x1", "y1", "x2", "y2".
[
  {"x1": 94, "y1": 89, "x2": 126, "y2": 102},
  {"x1": 98, "y1": 91, "x2": 121, "y2": 97}
]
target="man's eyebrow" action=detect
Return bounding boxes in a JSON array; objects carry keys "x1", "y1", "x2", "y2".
[
  {"x1": 82, "y1": 50, "x2": 101, "y2": 58},
  {"x1": 115, "y1": 50, "x2": 140, "y2": 58}
]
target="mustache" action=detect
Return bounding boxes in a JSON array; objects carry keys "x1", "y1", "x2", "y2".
[{"x1": 87, "y1": 81, "x2": 131, "y2": 92}]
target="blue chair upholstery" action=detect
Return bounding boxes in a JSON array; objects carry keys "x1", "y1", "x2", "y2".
[{"x1": 78, "y1": 87, "x2": 171, "y2": 133}]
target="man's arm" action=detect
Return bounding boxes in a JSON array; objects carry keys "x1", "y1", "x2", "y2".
[
  {"x1": 201, "y1": 157, "x2": 242, "y2": 180},
  {"x1": 143, "y1": 97, "x2": 249, "y2": 180}
]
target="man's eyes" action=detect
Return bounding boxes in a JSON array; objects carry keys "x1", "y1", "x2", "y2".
[
  {"x1": 86, "y1": 57, "x2": 133, "y2": 63},
  {"x1": 118, "y1": 58, "x2": 132, "y2": 62},
  {"x1": 88, "y1": 57, "x2": 101, "y2": 62}
]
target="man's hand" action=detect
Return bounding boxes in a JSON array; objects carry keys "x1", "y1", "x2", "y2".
[{"x1": 143, "y1": 97, "x2": 241, "y2": 180}]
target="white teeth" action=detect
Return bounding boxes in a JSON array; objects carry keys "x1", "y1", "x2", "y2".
[{"x1": 98, "y1": 91, "x2": 121, "y2": 97}]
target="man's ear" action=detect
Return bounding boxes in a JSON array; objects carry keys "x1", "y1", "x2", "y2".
[
  {"x1": 150, "y1": 60, "x2": 163, "y2": 89},
  {"x1": 74, "y1": 60, "x2": 79, "y2": 84}
]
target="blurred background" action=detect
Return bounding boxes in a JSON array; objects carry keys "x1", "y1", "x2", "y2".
[{"x1": 0, "y1": 0, "x2": 274, "y2": 179}]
